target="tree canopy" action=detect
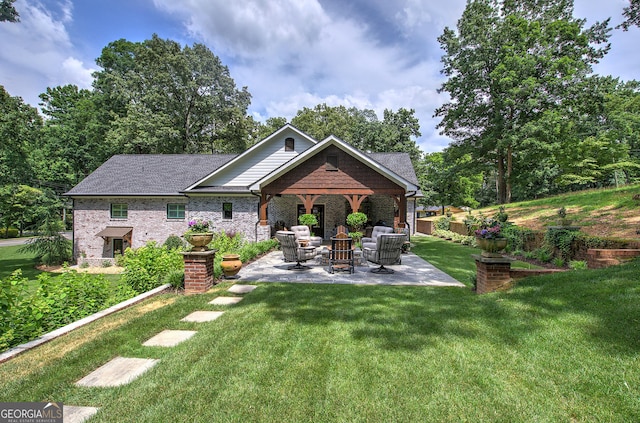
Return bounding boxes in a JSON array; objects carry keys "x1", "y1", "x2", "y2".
[
  {"x1": 436, "y1": 0, "x2": 612, "y2": 204},
  {"x1": 94, "y1": 35, "x2": 252, "y2": 154}
]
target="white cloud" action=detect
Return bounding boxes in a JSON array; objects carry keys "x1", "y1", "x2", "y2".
[
  {"x1": 0, "y1": 0, "x2": 94, "y2": 106},
  {"x1": 153, "y1": 0, "x2": 329, "y2": 58}
]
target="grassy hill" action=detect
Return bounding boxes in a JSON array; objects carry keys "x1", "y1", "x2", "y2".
[{"x1": 455, "y1": 184, "x2": 640, "y2": 240}]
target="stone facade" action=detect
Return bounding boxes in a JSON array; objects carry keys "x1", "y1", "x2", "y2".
[
  {"x1": 74, "y1": 194, "x2": 416, "y2": 264},
  {"x1": 73, "y1": 196, "x2": 261, "y2": 264}
]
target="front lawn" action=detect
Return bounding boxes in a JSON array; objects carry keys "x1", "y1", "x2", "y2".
[{"x1": 1, "y1": 252, "x2": 638, "y2": 421}]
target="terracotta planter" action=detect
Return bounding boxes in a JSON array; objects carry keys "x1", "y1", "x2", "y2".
[
  {"x1": 185, "y1": 233, "x2": 213, "y2": 251},
  {"x1": 220, "y1": 253, "x2": 242, "y2": 278},
  {"x1": 476, "y1": 237, "x2": 507, "y2": 258}
]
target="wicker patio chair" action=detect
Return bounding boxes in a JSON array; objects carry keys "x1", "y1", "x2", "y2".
[
  {"x1": 276, "y1": 231, "x2": 317, "y2": 270},
  {"x1": 363, "y1": 233, "x2": 406, "y2": 274}
]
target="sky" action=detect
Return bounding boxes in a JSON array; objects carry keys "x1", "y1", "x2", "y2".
[{"x1": 0, "y1": 0, "x2": 638, "y2": 153}]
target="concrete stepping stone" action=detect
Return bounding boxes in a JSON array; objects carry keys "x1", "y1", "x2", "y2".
[
  {"x1": 142, "y1": 330, "x2": 197, "y2": 347},
  {"x1": 76, "y1": 356, "x2": 160, "y2": 387},
  {"x1": 64, "y1": 406, "x2": 99, "y2": 423},
  {"x1": 181, "y1": 311, "x2": 224, "y2": 322},
  {"x1": 209, "y1": 296, "x2": 243, "y2": 305},
  {"x1": 228, "y1": 284, "x2": 257, "y2": 294}
]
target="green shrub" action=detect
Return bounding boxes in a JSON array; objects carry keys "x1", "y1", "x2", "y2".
[
  {"x1": 163, "y1": 234, "x2": 185, "y2": 250},
  {"x1": 501, "y1": 223, "x2": 536, "y2": 253},
  {"x1": 163, "y1": 269, "x2": 185, "y2": 289},
  {"x1": 535, "y1": 248, "x2": 553, "y2": 263},
  {"x1": 552, "y1": 257, "x2": 565, "y2": 268},
  {"x1": 121, "y1": 242, "x2": 183, "y2": 293},
  {"x1": 569, "y1": 260, "x2": 588, "y2": 270},
  {"x1": 36, "y1": 271, "x2": 111, "y2": 331},
  {"x1": 18, "y1": 220, "x2": 72, "y2": 266},
  {"x1": 435, "y1": 216, "x2": 452, "y2": 231},
  {"x1": 0, "y1": 228, "x2": 19, "y2": 238}
]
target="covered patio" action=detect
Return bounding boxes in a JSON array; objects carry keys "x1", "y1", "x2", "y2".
[{"x1": 253, "y1": 144, "x2": 420, "y2": 239}]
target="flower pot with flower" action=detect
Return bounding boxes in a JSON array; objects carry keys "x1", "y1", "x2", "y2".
[
  {"x1": 184, "y1": 219, "x2": 213, "y2": 251},
  {"x1": 475, "y1": 217, "x2": 507, "y2": 257}
]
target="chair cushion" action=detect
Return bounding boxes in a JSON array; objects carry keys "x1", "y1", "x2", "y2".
[
  {"x1": 290, "y1": 225, "x2": 322, "y2": 246},
  {"x1": 361, "y1": 226, "x2": 394, "y2": 244}
]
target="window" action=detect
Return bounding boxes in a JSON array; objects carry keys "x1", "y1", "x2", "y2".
[
  {"x1": 326, "y1": 154, "x2": 338, "y2": 171},
  {"x1": 110, "y1": 203, "x2": 128, "y2": 219},
  {"x1": 167, "y1": 203, "x2": 185, "y2": 219},
  {"x1": 223, "y1": 202, "x2": 233, "y2": 219},
  {"x1": 285, "y1": 137, "x2": 294, "y2": 151}
]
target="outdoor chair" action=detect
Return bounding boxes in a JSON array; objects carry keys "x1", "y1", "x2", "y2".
[
  {"x1": 328, "y1": 232, "x2": 354, "y2": 274},
  {"x1": 290, "y1": 225, "x2": 323, "y2": 247},
  {"x1": 363, "y1": 233, "x2": 406, "y2": 274},
  {"x1": 276, "y1": 231, "x2": 317, "y2": 270},
  {"x1": 361, "y1": 225, "x2": 394, "y2": 250}
]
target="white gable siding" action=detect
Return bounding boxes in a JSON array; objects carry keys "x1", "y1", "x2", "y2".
[{"x1": 200, "y1": 130, "x2": 315, "y2": 187}]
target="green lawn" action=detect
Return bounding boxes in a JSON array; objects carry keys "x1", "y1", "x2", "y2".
[
  {"x1": 0, "y1": 244, "x2": 41, "y2": 281},
  {"x1": 1, "y1": 237, "x2": 638, "y2": 422}
]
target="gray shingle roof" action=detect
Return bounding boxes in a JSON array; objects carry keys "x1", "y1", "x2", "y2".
[
  {"x1": 65, "y1": 151, "x2": 418, "y2": 196},
  {"x1": 64, "y1": 154, "x2": 237, "y2": 196},
  {"x1": 368, "y1": 152, "x2": 420, "y2": 186}
]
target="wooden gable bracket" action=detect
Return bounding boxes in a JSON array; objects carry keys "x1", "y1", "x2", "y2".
[
  {"x1": 343, "y1": 194, "x2": 368, "y2": 213},
  {"x1": 296, "y1": 194, "x2": 321, "y2": 214}
]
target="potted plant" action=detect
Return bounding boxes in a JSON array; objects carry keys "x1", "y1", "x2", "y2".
[
  {"x1": 346, "y1": 212, "x2": 367, "y2": 245},
  {"x1": 558, "y1": 206, "x2": 572, "y2": 226},
  {"x1": 298, "y1": 213, "x2": 318, "y2": 229},
  {"x1": 184, "y1": 219, "x2": 213, "y2": 251},
  {"x1": 474, "y1": 217, "x2": 507, "y2": 257}
]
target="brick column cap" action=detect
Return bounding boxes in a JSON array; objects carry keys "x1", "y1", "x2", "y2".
[
  {"x1": 472, "y1": 254, "x2": 513, "y2": 264},
  {"x1": 181, "y1": 249, "x2": 218, "y2": 258}
]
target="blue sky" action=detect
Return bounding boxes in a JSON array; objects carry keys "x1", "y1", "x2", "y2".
[{"x1": 1, "y1": 0, "x2": 638, "y2": 153}]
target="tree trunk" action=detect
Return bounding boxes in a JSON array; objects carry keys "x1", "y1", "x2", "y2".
[
  {"x1": 506, "y1": 144, "x2": 512, "y2": 204},
  {"x1": 496, "y1": 154, "x2": 507, "y2": 204}
]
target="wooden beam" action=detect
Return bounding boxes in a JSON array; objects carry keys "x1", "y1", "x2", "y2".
[
  {"x1": 259, "y1": 193, "x2": 272, "y2": 225},
  {"x1": 295, "y1": 194, "x2": 321, "y2": 214},
  {"x1": 343, "y1": 194, "x2": 368, "y2": 213}
]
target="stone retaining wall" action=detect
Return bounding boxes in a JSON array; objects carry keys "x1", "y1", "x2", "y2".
[{"x1": 586, "y1": 249, "x2": 640, "y2": 269}]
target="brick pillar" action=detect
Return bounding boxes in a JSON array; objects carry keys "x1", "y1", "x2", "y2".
[
  {"x1": 473, "y1": 255, "x2": 513, "y2": 294},
  {"x1": 182, "y1": 250, "x2": 216, "y2": 295}
]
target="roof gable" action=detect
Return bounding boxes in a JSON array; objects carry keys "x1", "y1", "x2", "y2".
[
  {"x1": 250, "y1": 135, "x2": 419, "y2": 192},
  {"x1": 186, "y1": 124, "x2": 316, "y2": 190}
]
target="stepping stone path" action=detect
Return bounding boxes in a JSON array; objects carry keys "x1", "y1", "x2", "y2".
[
  {"x1": 71, "y1": 284, "x2": 257, "y2": 418},
  {"x1": 228, "y1": 284, "x2": 258, "y2": 294},
  {"x1": 143, "y1": 330, "x2": 197, "y2": 347},
  {"x1": 64, "y1": 406, "x2": 99, "y2": 423},
  {"x1": 209, "y1": 296, "x2": 244, "y2": 305},
  {"x1": 76, "y1": 356, "x2": 160, "y2": 387},
  {"x1": 181, "y1": 310, "x2": 225, "y2": 322}
]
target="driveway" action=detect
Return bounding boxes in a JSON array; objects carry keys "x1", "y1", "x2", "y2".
[{"x1": 0, "y1": 232, "x2": 72, "y2": 247}]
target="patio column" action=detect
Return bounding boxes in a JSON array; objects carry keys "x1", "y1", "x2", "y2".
[
  {"x1": 259, "y1": 193, "x2": 272, "y2": 225},
  {"x1": 394, "y1": 194, "x2": 407, "y2": 227}
]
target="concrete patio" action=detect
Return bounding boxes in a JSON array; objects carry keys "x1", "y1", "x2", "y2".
[{"x1": 234, "y1": 246, "x2": 465, "y2": 287}]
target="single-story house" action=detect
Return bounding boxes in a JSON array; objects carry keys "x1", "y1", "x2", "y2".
[{"x1": 65, "y1": 124, "x2": 422, "y2": 265}]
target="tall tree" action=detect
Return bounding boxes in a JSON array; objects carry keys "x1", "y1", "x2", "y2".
[
  {"x1": 94, "y1": 35, "x2": 252, "y2": 154},
  {"x1": 291, "y1": 104, "x2": 422, "y2": 165},
  {"x1": 34, "y1": 85, "x2": 111, "y2": 189},
  {"x1": 436, "y1": 0, "x2": 611, "y2": 204},
  {"x1": 0, "y1": 0, "x2": 18, "y2": 22},
  {"x1": 0, "y1": 86, "x2": 41, "y2": 187},
  {"x1": 619, "y1": 0, "x2": 640, "y2": 30}
]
